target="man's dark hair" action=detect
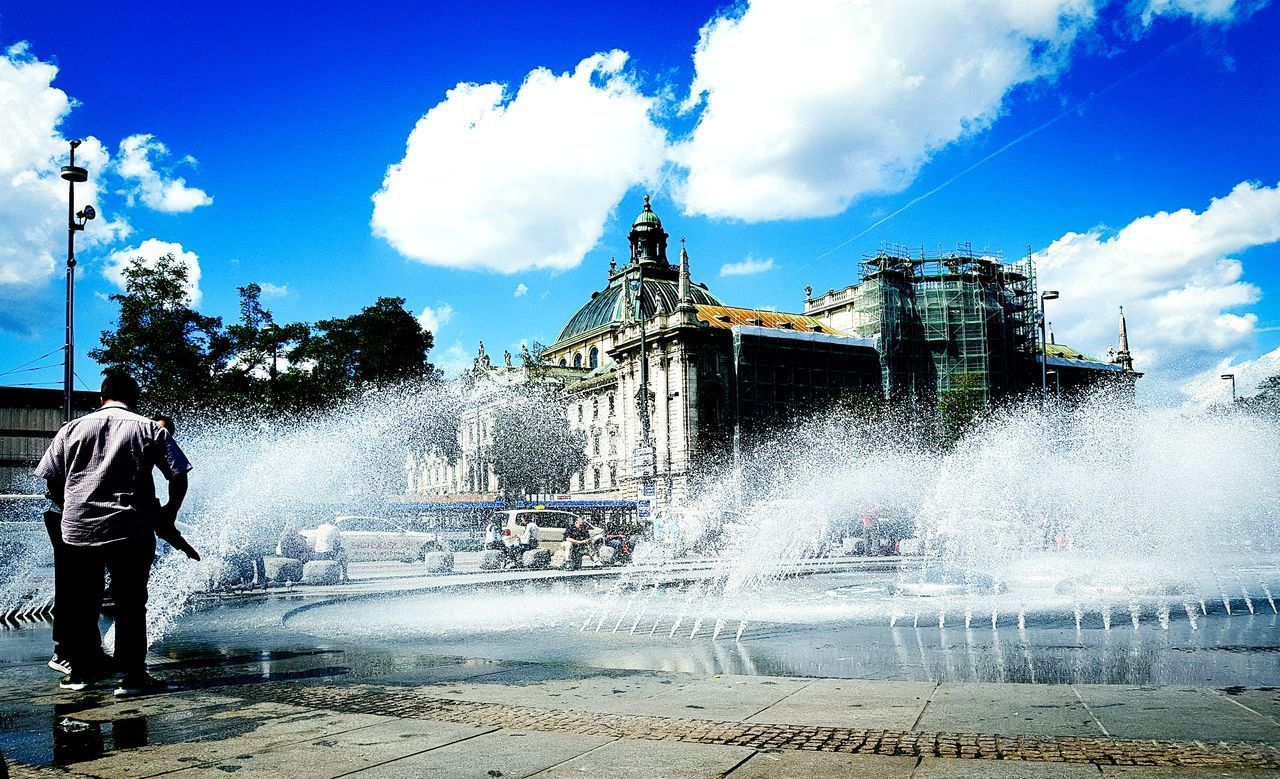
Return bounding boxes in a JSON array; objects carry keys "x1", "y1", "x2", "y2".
[{"x1": 100, "y1": 371, "x2": 141, "y2": 408}]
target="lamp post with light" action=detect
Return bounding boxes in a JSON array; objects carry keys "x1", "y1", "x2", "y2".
[
  {"x1": 60, "y1": 140, "x2": 96, "y2": 421},
  {"x1": 1039, "y1": 290, "x2": 1059, "y2": 396}
]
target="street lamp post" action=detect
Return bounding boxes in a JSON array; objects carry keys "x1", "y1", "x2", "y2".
[
  {"x1": 1221, "y1": 373, "x2": 1236, "y2": 402},
  {"x1": 1039, "y1": 290, "x2": 1059, "y2": 396},
  {"x1": 60, "y1": 140, "x2": 96, "y2": 421}
]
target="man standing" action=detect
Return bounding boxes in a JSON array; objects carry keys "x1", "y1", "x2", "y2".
[{"x1": 36, "y1": 372, "x2": 192, "y2": 696}]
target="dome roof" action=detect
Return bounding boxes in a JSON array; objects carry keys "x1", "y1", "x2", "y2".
[
  {"x1": 555, "y1": 276, "x2": 722, "y2": 345},
  {"x1": 632, "y1": 195, "x2": 663, "y2": 230}
]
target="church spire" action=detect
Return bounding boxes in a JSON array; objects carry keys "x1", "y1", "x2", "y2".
[
  {"x1": 677, "y1": 237, "x2": 693, "y2": 310},
  {"x1": 1115, "y1": 306, "x2": 1134, "y2": 372}
]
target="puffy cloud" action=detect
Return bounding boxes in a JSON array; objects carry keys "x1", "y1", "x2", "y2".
[
  {"x1": 417, "y1": 303, "x2": 454, "y2": 335},
  {"x1": 1036, "y1": 181, "x2": 1280, "y2": 398},
  {"x1": 514, "y1": 282, "x2": 529, "y2": 298},
  {"x1": 258, "y1": 282, "x2": 290, "y2": 299},
  {"x1": 371, "y1": 51, "x2": 667, "y2": 273},
  {"x1": 115, "y1": 134, "x2": 212, "y2": 213},
  {"x1": 672, "y1": 0, "x2": 1097, "y2": 221},
  {"x1": 0, "y1": 43, "x2": 127, "y2": 333},
  {"x1": 720, "y1": 255, "x2": 776, "y2": 277},
  {"x1": 104, "y1": 238, "x2": 203, "y2": 306}
]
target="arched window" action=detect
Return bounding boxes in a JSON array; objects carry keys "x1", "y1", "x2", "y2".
[
  {"x1": 558, "y1": 358, "x2": 567, "y2": 367},
  {"x1": 592, "y1": 397, "x2": 599, "y2": 419},
  {"x1": 593, "y1": 468, "x2": 600, "y2": 489},
  {"x1": 607, "y1": 393, "x2": 615, "y2": 416},
  {"x1": 577, "y1": 403, "x2": 584, "y2": 423},
  {"x1": 589, "y1": 347, "x2": 599, "y2": 369},
  {"x1": 573, "y1": 353, "x2": 583, "y2": 368}
]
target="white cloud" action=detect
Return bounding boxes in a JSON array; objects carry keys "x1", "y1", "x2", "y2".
[
  {"x1": 417, "y1": 303, "x2": 454, "y2": 335},
  {"x1": 0, "y1": 43, "x2": 128, "y2": 333},
  {"x1": 1036, "y1": 181, "x2": 1280, "y2": 399},
  {"x1": 258, "y1": 282, "x2": 290, "y2": 299},
  {"x1": 115, "y1": 134, "x2": 212, "y2": 213},
  {"x1": 371, "y1": 51, "x2": 667, "y2": 273},
  {"x1": 514, "y1": 282, "x2": 529, "y2": 298},
  {"x1": 104, "y1": 238, "x2": 203, "y2": 306},
  {"x1": 672, "y1": 0, "x2": 1097, "y2": 222},
  {"x1": 720, "y1": 255, "x2": 776, "y2": 277},
  {"x1": 1138, "y1": 0, "x2": 1252, "y2": 25},
  {"x1": 1180, "y1": 347, "x2": 1280, "y2": 407}
]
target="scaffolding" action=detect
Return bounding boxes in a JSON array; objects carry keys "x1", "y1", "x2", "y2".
[{"x1": 855, "y1": 243, "x2": 1037, "y2": 402}]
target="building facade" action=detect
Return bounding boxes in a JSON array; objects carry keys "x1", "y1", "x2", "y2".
[
  {"x1": 405, "y1": 204, "x2": 1140, "y2": 506},
  {"x1": 804, "y1": 244, "x2": 1140, "y2": 402},
  {"x1": 0, "y1": 387, "x2": 98, "y2": 493},
  {"x1": 405, "y1": 198, "x2": 882, "y2": 505}
]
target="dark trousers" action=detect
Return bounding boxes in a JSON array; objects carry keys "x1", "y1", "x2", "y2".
[
  {"x1": 42, "y1": 511, "x2": 72, "y2": 658},
  {"x1": 63, "y1": 535, "x2": 156, "y2": 677}
]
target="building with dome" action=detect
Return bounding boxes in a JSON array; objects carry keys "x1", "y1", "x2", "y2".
[
  {"x1": 406, "y1": 196, "x2": 883, "y2": 506},
  {"x1": 405, "y1": 198, "x2": 1140, "y2": 508}
]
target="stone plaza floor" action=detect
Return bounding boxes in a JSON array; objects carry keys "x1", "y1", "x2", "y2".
[
  {"x1": 4, "y1": 640, "x2": 1280, "y2": 778},
  {"x1": 4, "y1": 559, "x2": 1280, "y2": 777}
]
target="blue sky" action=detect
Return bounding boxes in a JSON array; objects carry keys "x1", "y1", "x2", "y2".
[{"x1": 1, "y1": 0, "x2": 1278, "y2": 404}]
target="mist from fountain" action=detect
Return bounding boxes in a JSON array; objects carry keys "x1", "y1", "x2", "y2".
[
  {"x1": 4, "y1": 381, "x2": 1280, "y2": 653},
  {"x1": 587, "y1": 390, "x2": 1280, "y2": 638}
]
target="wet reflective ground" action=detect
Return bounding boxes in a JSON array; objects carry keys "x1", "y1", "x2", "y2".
[
  {"x1": 3, "y1": 570, "x2": 1280, "y2": 773},
  {"x1": 279, "y1": 572, "x2": 1280, "y2": 687}
]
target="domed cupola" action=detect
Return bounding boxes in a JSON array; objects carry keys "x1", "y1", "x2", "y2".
[{"x1": 629, "y1": 194, "x2": 668, "y2": 266}]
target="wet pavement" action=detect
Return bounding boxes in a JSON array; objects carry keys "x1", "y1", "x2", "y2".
[{"x1": 3, "y1": 571, "x2": 1280, "y2": 777}]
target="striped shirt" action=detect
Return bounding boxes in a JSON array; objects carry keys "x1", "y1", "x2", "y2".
[{"x1": 35, "y1": 402, "x2": 193, "y2": 547}]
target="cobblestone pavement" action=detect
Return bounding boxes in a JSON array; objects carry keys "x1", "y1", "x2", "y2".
[{"x1": 208, "y1": 681, "x2": 1280, "y2": 771}]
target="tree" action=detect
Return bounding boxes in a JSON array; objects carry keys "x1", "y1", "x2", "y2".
[
  {"x1": 1239, "y1": 373, "x2": 1280, "y2": 415},
  {"x1": 484, "y1": 385, "x2": 588, "y2": 500},
  {"x1": 298, "y1": 296, "x2": 438, "y2": 400},
  {"x1": 91, "y1": 253, "x2": 230, "y2": 411},
  {"x1": 937, "y1": 372, "x2": 987, "y2": 445},
  {"x1": 222, "y1": 283, "x2": 313, "y2": 411}
]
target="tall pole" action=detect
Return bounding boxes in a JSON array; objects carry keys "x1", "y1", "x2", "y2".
[
  {"x1": 64, "y1": 143, "x2": 79, "y2": 421},
  {"x1": 1039, "y1": 298, "x2": 1047, "y2": 396},
  {"x1": 60, "y1": 141, "x2": 93, "y2": 420}
]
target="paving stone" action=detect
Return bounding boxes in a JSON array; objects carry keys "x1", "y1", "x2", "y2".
[
  {"x1": 219, "y1": 682, "x2": 1280, "y2": 770},
  {"x1": 914, "y1": 756, "x2": 1100, "y2": 778},
  {"x1": 1217, "y1": 687, "x2": 1280, "y2": 725},
  {"x1": 617, "y1": 675, "x2": 810, "y2": 721},
  {"x1": 726, "y1": 749, "x2": 917, "y2": 778},
  {"x1": 174, "y1": 718, "x2": 497, "y2": 779},
  {"x1": 748, "y1": 679, "x2": 934, "y2": 730},
  {"x1": 425, "y1": 671, "x2": 674, "y2": 713},
  {"x1": 1074, "y1": 685, "x2": 1280, "y2": 742},
  {"x1": 39, "y1": 692, "x2": 243, "y2": 722},
  {"x1": 67, "y1": 703, "x2": 389, "y2": 778},
  {"x1": 1100, "y1": 767, "x2": 1280, "y2": 778},
  {"x1": 345, "y1": 728, "x2": 615, "y2": 778},
  {"x1": 919, "y1": 683, "x2": 1104, "y2": 738},
  {"x1": 537, "y1": 738, "x2": 754, "y2": 778}
]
